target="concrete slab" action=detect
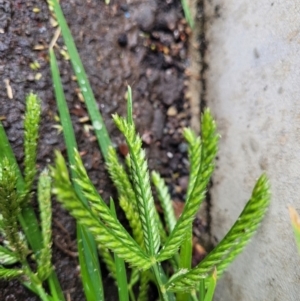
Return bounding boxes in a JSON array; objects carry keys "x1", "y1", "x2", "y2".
[{"x1": 204, "y1": 1, "x2": 300, "y2": 300}]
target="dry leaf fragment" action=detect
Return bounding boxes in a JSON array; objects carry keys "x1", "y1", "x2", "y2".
[{"x1": 4, "y1": 79, "x2": 13, "y2": 99}]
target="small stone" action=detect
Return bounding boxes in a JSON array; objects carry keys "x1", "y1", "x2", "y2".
[
  {"x1": 141, "y1": 131, "x2": 153, "y2": 145},
  {"x1": 34, "y1": 72, "x2": 42, "y2": 81},
  {"x1": 127, "y1": 31, "x2": 138, "y2": 49},
  {"x1": 120, "y1": 4, "x2": 129, "y2": 12},
  {"x1": 178, "y1": 142, "x2": 188, "y2": 153},
  {"x1": 167, "y1": 106, "x2": 177, "y2": 116},
  {"x1": 135, "y1": 3, "x2": 156, "y2": 32},
  {"x1": 27, "y1": 74, "x2": 35, "y2": 81},
  {"x1": 118, "y1": 33, "x2": 128, "y2": 47},
  {"x1": 151, "y1": 108, "x2": 165, "y2": 140},
  {"x1": 175, "y1": 185, "x2": 182, "y2": 194},
  {"x1": 178, "y1": 176, "x2": 189, "y2": 191},
  {"x1": 33, "y1": 7, "x2": 40, "y2": 13}
]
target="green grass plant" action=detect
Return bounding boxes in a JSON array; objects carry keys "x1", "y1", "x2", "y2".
[
  {"x1": 49, "y1": 49, "x2": 104, "y2": 301},
  {"x1": 46, "y1": 1, "x2": 270, "y2": 300},
  {"x1": 50, "y1": 91, "x2": 271, "y2": 300},
  {"x1": 0, "y1": 93, "x2": 65, "y2": 301},
  {"x1": 0, "y1": 1, "x2": 270, "y2": 300}
]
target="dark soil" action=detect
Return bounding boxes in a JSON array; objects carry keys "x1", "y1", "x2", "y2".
[{"x1": 0, "y1": 0, "x2": 207, "y2": 300}]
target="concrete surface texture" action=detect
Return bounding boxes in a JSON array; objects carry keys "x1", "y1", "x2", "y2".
[{"x1": 204, "y1": 1, "x2": 300, "y2": 300}]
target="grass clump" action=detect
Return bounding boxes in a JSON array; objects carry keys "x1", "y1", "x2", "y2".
[
  {"x1": 50, "y1": 88, "x2": 270, "y2": 301},
  {"x1": 0, "y1": 93, "x2": 65, "y2": 301},
  {"x1": 46, "y1": 1, "x2": 270, "y2": 299},
  {"x1": 0, "y1": 1, "x2": 270, "y2": 300}
]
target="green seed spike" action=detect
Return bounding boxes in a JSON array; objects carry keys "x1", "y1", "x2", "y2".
[
  {"x1": 0, "y1": 267, "x2": 24, "y2": 280},
  {"x1": 51, "y1": 151, "x2": 151, "y2": 270},
  {"x1": 137, "y1": 271, "x2": 150, "y2": 301},
  {"x1": 157, "y1": 109, "x2": 219, "y2": 262},
  {"x1": 152, "y1": 171, "x2": 176, "y2": 233},
  {"x1": 106, "y1": 146, "x2": 144, "y2": 247},
  {"x1": 113, "y1": 115, "x2": 160, "y2": 256},
  {"x1": 72, "y1": 150, "x2": 145, "y2": 252},
  {"x1": 0, "y1": 245, "x2": 19, "y2": 265},
  {"x1": 37, "y1": 169, "x2": 53, "y2": 281},
  {"x1": 98, "y1": 245, "x2": 116, "y2": 279},
  {"x1": 166, "y1": 174, "x2": 271, "y2": 292},
  {"x1": 22, "y1": 93, "x2": 41, "y2": 205},
  {"x1": 0, "y1": 158, "x2": 27, "y2": 261}
]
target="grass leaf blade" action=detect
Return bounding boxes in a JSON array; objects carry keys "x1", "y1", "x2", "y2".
[
  {"x1": 203, "y1": 269, "x2": 217, "y2": 301},
  {"x1": 50, "y1": 0, "x2": 111, "y2": 160},
  {"x1": 78, "y1": 226, "x2": 104, "y2": 301},
  {"x1": 181, "y1": 0, "x2": 194, "y2": 28},
  {"x1": 49, "y1": 48, "x2": 104, "y2": 301}
]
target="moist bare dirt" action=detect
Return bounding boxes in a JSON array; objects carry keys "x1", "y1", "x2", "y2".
[{"x1": 0, "y1": 0, "x2": 208, "y2": 300}]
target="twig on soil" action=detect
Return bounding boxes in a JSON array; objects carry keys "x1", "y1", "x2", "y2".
[{"x1": 53, "y1": 239, "x2": 78, "y2": 258}]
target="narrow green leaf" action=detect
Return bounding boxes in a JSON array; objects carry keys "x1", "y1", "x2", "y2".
[
  {"x1": 181, "y1": 0, "x2": 194, "y2": 28},
  {"x1": 49, "y1": 0, "x2": 111, "y2": 160},
  {"x1": 78, "y1": 226, "x2": 104, "y2": 301},
  {"x1": 113, "y1": 115, "x2": 160, "y2": 256},
  {"x1": 49, "y1": 49, "x2": 104, "y2": 301},
  {"x1": 110, "y1": 198, "x2": 129, "y2": 301},
  {"x1": 127, "y1": 85, "x2": 133, "y2": 126},
  {"x1": 17, "y1": 209, "x2": 43, "y2": 261},
  {"x1": 166, "y1": 174, "x2": 270, "y2": 291},
  {"x1": 199, "y1": 278, "x2": 205, "y2": 301},
  {"x1": 203, "y1": 269, "x2": 217, "y2": 301},
  {"x1": 49, "y1": 49, "x2": 77, "y2": 161}
]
